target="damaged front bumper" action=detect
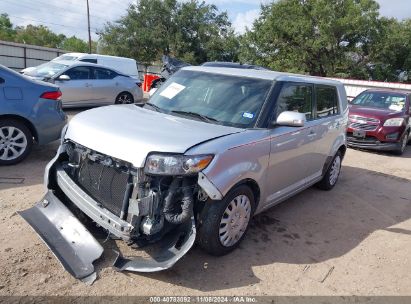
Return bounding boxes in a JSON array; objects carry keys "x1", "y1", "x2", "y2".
[
  {"x1": 19, "y1": 191, "x2": 104, "y2": 283},
  {"x1": 19, "y1": 162, "x2": 198, "y2": 282}
]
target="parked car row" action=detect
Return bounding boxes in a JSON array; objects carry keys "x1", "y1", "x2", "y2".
[{"x1": 2, "y1": 60, "x2": 409, "y2": 283}]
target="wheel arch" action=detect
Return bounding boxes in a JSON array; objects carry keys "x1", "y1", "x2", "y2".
[
  {"x1": 0, "y1": 114, "x2": 38, "y2": 142},
  {"x1": 115, "y1": 91, "x2": 134, "y2": 104},
  {"x1": 230, "y1": 178, "x2": 261, "y2": 212}
]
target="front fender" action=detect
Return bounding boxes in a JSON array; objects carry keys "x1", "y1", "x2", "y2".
[{"x1": 200, "y1": 136, "x2": 270, "y2": 202}]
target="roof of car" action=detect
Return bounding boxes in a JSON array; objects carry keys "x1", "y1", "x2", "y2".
[
  {"x1": 52, "y1": 61, "x2": 125, "y2": 74},
  {"x1": 201, "y1": 61, "x2": 270, "y2": 71},
  {"x1": 182, "y1": 66, "x2": 343, "y2": 86}
]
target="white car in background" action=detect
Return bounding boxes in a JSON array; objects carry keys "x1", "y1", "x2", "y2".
[
  {"x1": 51, "y1": 53, "x2": 141, "y2": 80},
  {"x1": 23, "y1": 62, "x2": 143, "y2": 107}
]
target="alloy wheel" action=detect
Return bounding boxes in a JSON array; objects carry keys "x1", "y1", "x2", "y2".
[
  {"x1": 0, "y1": 126, "x2": 28, "y2": 161},
  {"x1": 117, "y1": 93, "x2": 133, "y2": 104},
  {"x1": 219, "y1": 194, "x2": 252, "y2": 247},
  {"x1": 400, "y1": 134, "x2": 408, "y2": 152},
  {"x1": 329, "y1": 155, "x2": 341, "y2": 186}
]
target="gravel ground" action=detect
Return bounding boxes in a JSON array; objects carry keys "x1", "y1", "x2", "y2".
[{"x1": 0, "y1": 109, "x2": 410, "y2": 296}]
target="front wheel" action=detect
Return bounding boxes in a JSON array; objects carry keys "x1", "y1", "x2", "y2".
[
  {"x1": 115, "y1": 92, "x2": 134, "y2": 104},
  {"x1": 0, "y1": 119, "x2": 33, "y2": 165},
  {"x1": 197, "y1": 185, "x2": 254, "y2": 256},
  {"x1": 395, "y1": 132, "x2": 409, "y2": 155},
  {"x1": 316, "y1": 151, "x2": 342, "y2": 191}
]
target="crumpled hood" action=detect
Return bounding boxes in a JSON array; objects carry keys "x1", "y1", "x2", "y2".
[{"x1": 65, "y1": 104, "x2": 244, "y2": 167}]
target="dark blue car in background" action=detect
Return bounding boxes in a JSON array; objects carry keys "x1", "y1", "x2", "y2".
[{"x1": 0, "y1": 65, "x2": 66, "y2": 165}]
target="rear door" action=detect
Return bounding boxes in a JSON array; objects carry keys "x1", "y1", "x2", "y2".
[
  {"x1": 266, "y1": 82, "x2": 317, "y2": 203},
  {"x1": 90, "y1": 67, "x2": 119, "y2": 104},
  {"x1": 307, "y1": 85, "x2": 343, "y2": 176},
  {"x1": 55, "y1": 66, "x2": 94, "y2": 106}
]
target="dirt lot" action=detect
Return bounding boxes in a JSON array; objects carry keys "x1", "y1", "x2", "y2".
[{"x1": 0, "y1": 109, "x2": 410, "y2": 296}]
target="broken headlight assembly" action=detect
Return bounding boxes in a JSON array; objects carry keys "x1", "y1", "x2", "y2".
[{"x1": 144, "y1": 154, "x2": 213, "y2": 175}]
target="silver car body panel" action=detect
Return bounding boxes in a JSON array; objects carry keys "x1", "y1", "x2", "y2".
[
  {"x1": 23, "y1": 67, "x2": 348, "y2": 281},
  {"x1": 18, "y1": 191, "x2": 104, "y2": 283},
  {"x1": 65, "y1": 104, "x2": 244, "y2": 167},
  {"x1": 24, "y1": 61, "x2": 143, "y2": 107}
]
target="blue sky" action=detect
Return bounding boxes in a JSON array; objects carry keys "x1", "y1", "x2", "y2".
[{"x1": 1, "y1": 0, "x2": 410, "y2": 40}]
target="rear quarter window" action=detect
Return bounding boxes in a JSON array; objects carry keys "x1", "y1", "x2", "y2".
[{"x1": 316, "y1": 85, "x2": 339, "y2": 118}]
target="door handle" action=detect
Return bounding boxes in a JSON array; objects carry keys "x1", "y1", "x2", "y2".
[
  {"x1": 308, "y1": 130, "x2": 316, "y2": 137},
  {"x1": 85, "y1": 83, "x2": 92, "y2": 87}
]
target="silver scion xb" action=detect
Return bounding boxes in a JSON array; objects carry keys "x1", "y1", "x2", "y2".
[{"x1": 19, "y1": 66, "x2": 348, "y2": 282}]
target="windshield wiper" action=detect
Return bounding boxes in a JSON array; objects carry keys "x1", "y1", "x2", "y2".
[
  {"x1": 171, "y1": 110, "x2": 218, "y2": 123},
  {"x1": 144, "y1": 102, "x2": 162, "y2": 112}
]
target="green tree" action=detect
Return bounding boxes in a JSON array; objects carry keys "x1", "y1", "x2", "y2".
[
  {"x1": 239, "y1": 0, "x2": 381, "y2": 77},
  {"x1": 14, "y1": 24, "x2": 66, "y2": 48},
  {"x1": 0, "y1": 13, "x2": 16, "y2": 41},
  {"x1": 61, "y1": 36, "x2": 97, "y2": 53},
  {"x1": 368, "y1": 18, "x2": 411, "y2": 82},
  {"x1": 99, "y1": 0, "x2": 238, "y2": 65}
]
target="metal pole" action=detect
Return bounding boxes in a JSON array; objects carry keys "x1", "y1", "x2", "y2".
[{"x1": 87, "y1": 0, "x2": 92, "y2": 53}]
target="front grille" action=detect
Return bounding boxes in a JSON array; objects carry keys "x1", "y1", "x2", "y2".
[
  {"x1": 76, "y1": 158, "x2": 129, "y2": 217},
  {"x1": 349, "y1": 115, "x2": 380, "y2": 124},
  {"x1": 349, "y1": 115, "x2": 380, "y2": 131},
  {"x1": 349, "y1": 122, "x2": 378, "y2": 131}
]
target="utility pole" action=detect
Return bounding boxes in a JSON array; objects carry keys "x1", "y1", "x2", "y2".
[{"x1": 87, "y1": 0, "x2": 92, "y2": 53}]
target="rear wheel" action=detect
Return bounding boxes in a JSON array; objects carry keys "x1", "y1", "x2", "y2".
[
  {"x1": 316, "y1": 151, "x2": 342, "y2": 191},
  {"x1": 115, "y1": 92, "x2": 134, "y2": 104},
  {"x1": 198, "y1": 185, "x2": 254, "y2": 256},
  {"x1": 0, "y1": 119, "x2": 33, "y2": 165}
]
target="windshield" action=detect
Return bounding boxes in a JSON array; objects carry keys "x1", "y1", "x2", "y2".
[
  {"x1": 147, "y1": 70, "x2": 272, "y2": 128},
  {"x1": 351, "y1": 91, "x2": 407, "y2": 112},
  {"x1": 25, "y1": 62, "x2": 68, "y2": 78}
]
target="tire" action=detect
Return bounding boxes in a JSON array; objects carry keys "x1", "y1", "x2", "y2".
[
  {"x1": 197, "y1": 185, "x2": 255, "y2": 256},
  {"x1": 395, "y1": 132, "x2": 409, "y2": 156},
  {"x1": 115, "y1": 92, "x2": 134, "y2": 104},
  {"x1": 0, "y1": 119, "x2": 33, "y2": 165},
  {"x1": 316, "y1": 151, "x2": 342, "y2": 191}
]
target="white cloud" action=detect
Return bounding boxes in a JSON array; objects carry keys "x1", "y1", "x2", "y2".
[{"x1": 232, "y1": 9, "x2": 260, "y2": 34}]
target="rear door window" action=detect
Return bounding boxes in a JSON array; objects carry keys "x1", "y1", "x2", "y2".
[
  {"x1": 276, "y1": 83, "x2": 313, "y2": 120},
  {"x1": 315, "y1": 85, "x2": 339, "y2": 118},
  {"x1": 93, "y1": 68, "x2": 117, "y2": 80}
]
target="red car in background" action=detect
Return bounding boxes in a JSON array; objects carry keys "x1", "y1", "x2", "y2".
[{"x1": 347, "y1": 89, "x2": 411, "y2": 155}]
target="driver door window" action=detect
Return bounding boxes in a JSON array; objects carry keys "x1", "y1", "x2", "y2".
[
  {"x1": 64, "y1": 66, "x2": 92, "y2": 80},
  {"x1": 276, "y1": 83, "x2": 313, "y2": 120}
]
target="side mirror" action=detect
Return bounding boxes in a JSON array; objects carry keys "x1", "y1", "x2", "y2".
[
  {"x1": 273, "y1": 111, "x2": 306, "y2": 127},
  {"x1": 57, "y1": 75, "x2": 70, "y2": 81}
]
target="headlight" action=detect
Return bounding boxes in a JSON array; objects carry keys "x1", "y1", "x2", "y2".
[
  {"x1": 383, "y1": 118, "x2": 404, "y2": 127},
  {"x1": 144, "y1": 154, "x2": 213, "y2": 175}
]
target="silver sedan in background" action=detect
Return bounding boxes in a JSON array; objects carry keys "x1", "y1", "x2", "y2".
[{"x1": 23, "y1": 62, "x2": 143, "y2": 107}]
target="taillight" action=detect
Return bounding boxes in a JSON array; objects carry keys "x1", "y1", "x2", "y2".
[
  {"x1": 40, "y1": 90, "x2": 62, "y2": 100},
  {"x1": 136, "y1": 83, "x2": 142, "y2": 88}
]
